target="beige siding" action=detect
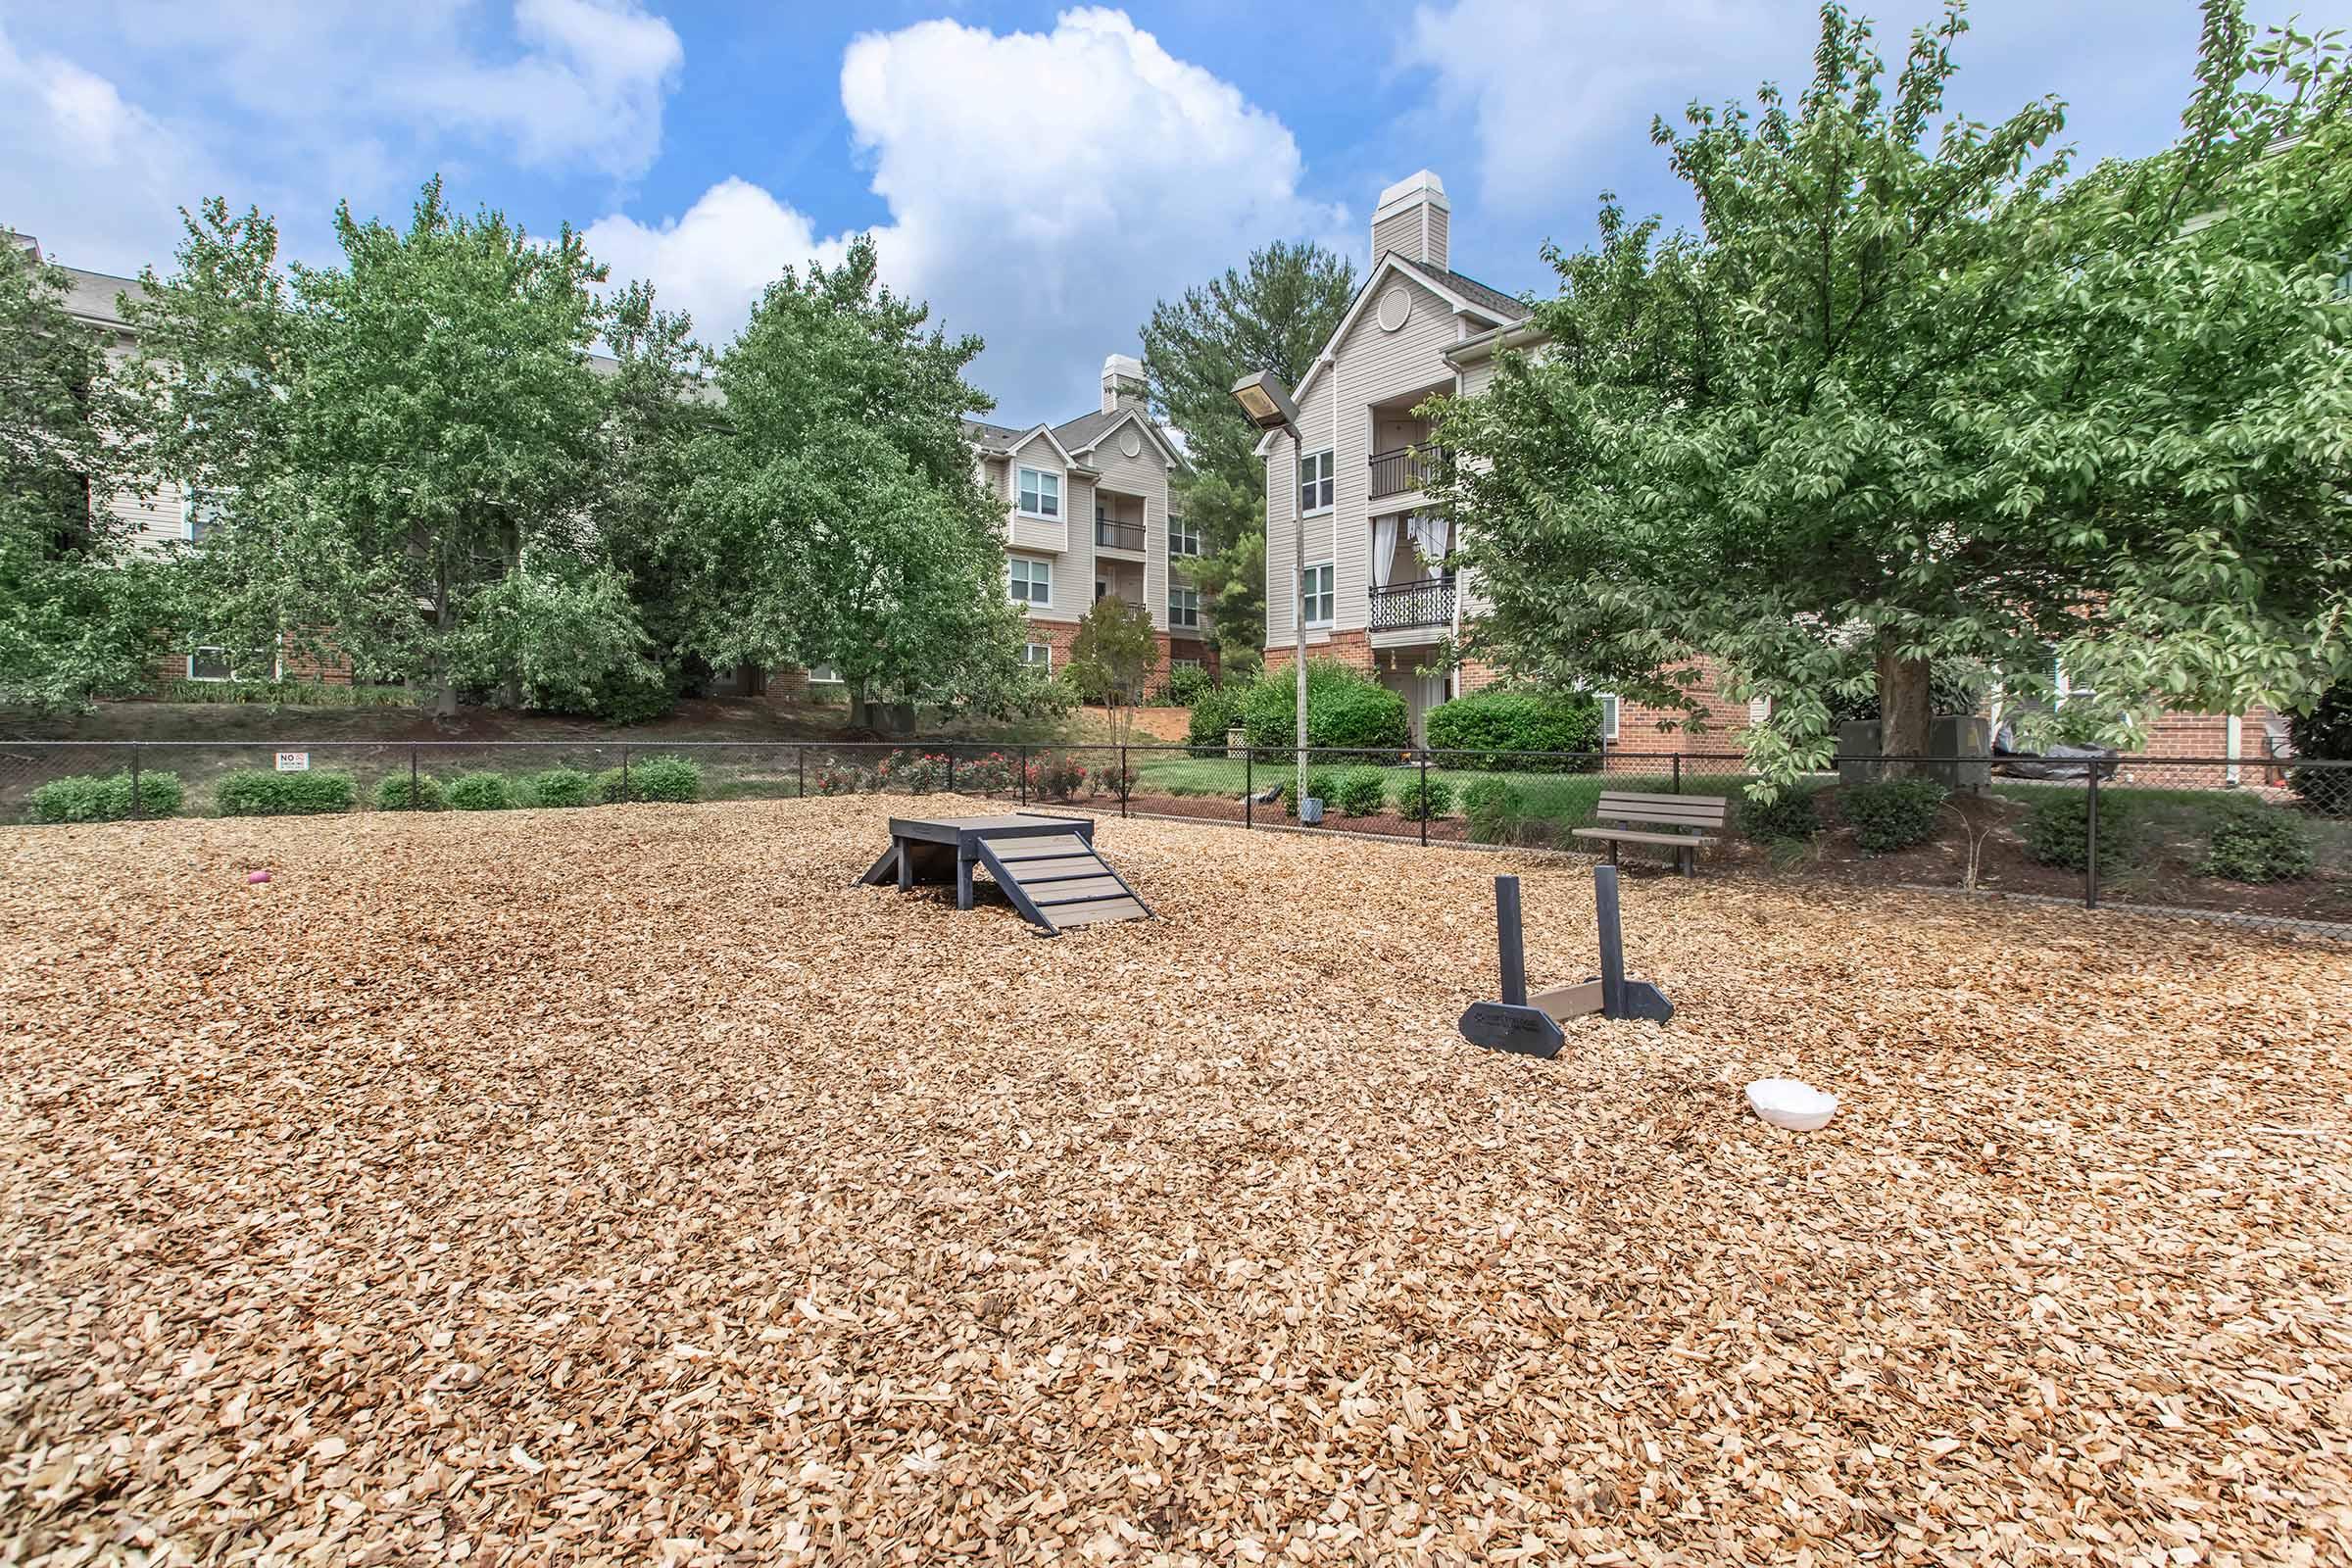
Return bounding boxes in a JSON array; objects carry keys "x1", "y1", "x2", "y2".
[
  {"x1": 111, "y1": 481, "x2": 185, "y2": 558},
  {"x1": 1081, "y1": 419, "x2": 1173, "y2": 631},
  {"x1": 1004, "y1": 432, "x2": 1070, "y2": 557},
  {"x1": 1269, "y1": 271, "x2": 1463, "y2": 648}
]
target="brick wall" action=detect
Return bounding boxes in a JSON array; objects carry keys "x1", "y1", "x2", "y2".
[{"x1": 1262, "y1": 630, "x2": 1374, "y2": 675}]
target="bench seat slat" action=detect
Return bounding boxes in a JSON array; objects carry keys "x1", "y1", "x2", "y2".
[{"x1": 1572, "y1": 827, "x2": 1722, "y2": 848}]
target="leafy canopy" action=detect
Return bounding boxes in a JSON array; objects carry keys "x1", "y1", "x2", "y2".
[{"x1": 1435, "y1": 0, "x2": 2352, "y2": 785}]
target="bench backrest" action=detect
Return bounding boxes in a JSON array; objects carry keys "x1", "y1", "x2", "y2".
[{"x1": 1592, "y1": 791, "x2": 1730, "y2": 834}]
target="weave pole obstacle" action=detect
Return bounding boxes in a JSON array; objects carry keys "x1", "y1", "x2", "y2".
[
  {"x1": 858, "y1": 812, "x2": 1152, "y2": 937},
  {"x1": 1457, "y1": 866, "x2": 1673, "y2": 1056}
]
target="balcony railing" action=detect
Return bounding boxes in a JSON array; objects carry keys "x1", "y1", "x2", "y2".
[
  {"x1": 1368, "y1": 575, "x2": 1454, "y2": 632},
  {"x1": 1095, "y1": 518, "x2": 1146, "y2": 552},
  {"x1": 1368, "y1": 443, "x2": 1442, "y2": 500}
]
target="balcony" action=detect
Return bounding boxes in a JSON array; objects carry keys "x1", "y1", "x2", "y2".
[
  {"x1": 1095, "y1": 517, "x2": 1146, "y2": 553},
  {"x1": 1369, "y1": 575, "x2": 1454, "y2": 632},
  {"x1": 1368, "y1": 443, "x2": 1442, "y2": 501}
]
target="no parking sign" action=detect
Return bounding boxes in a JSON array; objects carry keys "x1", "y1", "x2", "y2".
[{"x1": 274, "y1": 751, "x2": 310, "y2": 772}]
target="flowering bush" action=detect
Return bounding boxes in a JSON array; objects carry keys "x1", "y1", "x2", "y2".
[
  {"x1": 1026, "y1": 752, "x2": 1089, "y2": 801},
  {"x1": 812, "y1": 767, "x2": 861, "y2": 797},
  {"x1": 957, "y1": 752, "x2": 1015, "y2": 794}
]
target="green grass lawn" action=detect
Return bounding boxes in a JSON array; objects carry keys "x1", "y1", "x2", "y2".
[{"x1": 1130, "y1": 757, "x2": 1753, "y2": 824}]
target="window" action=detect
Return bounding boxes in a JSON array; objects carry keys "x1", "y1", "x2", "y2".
[
  {"x1": 183, "y1": 488, "x2": 226, "y2": 542},
  {"x1": 1172, "y1": 657, "x2": 1202, "y2": 671},
  {"x1": 189, "y1": 648, "x2": 234, "y2": 682},
  {"x1": 1169, "y1": 587, "x2": 1200, "y2": 628},
  {"x1": 1169, "y1": 516, "x2": 1201, "y2": 558},
  {"x1": 1016, "y1": 466, "x2": 1060, "y2": 518},
  {"x1": 1008, "y1": 558, "x2": 1051, "y2": 605},
  {"x1": 1298, "y1": 564, "x2": 1334, "y2": 627},
  {"x1": 1598, "y1": 693, "x2": 1621, "y2": 742},
  {"x1": 1021, "y1": 643, "x2": 1052, "y2": 675},
  {"x1": 1298, "y1": 449, "x2": 1334, "y2": 515},
  {"x1": 807, "y1": 663, "x2": 844, "y2": 685}
]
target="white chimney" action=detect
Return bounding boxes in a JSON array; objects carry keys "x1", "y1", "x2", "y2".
[
  {"x1": 1370, "y1": 171, "x2": 1449, "y2": 272},
  {"x1": 1102, "y1": 352, "x2": 1146, "y2": 414}
]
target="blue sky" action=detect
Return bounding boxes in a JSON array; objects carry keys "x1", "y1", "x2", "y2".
[{"x1": 1, "y1": 1, "x2": 2315, "y2": 424}]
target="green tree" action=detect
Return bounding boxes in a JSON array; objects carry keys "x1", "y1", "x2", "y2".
[
  {"x1": 1066, "y1": 595, "x2": 1159, "y2": 744},
  {"x1": 1435, "y1": 1, "x2": 2352, "y2": 786},
  {"x1": 687, "y1": 237, "x2": 1035, "y2": 729},
  {"x1": 1141, "y1": 241, "x2": 1355, "y2": 672},
  {"x1": 0, "y1": 238, "x2": 167, "y2": 711}
]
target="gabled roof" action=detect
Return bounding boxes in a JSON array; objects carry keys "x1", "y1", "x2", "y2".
[
  {"x1": 1051, "y1": 405, "x2": 1184, "y2": 469},
  {"x1": 963, "y1": 419, "x2": 1086, "y2": 469},
  {"x1": 1251, "y1": 252, "x2": 1539, "y2": 455}
]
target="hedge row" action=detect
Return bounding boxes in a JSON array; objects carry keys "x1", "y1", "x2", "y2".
[{"x1": 26, "y1": 759, "x2": 706, "y2": 821}]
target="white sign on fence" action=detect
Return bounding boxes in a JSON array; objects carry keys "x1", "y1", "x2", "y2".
[{"x1": 274, "y1": 751, "x2": 310, "y2": 772}]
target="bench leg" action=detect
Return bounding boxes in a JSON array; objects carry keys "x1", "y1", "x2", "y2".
[
  {"x1": 1608, "y1": 839, "x2": 1620, "y2": 868},
  {"x1": 1680, "y1": 846, "x2": 1693, "y2": 877},
  {"x1": 896, "y1": 839, "x2": 913, "y2": 892}
]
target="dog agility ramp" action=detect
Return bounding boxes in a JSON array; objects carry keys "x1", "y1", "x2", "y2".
[{"x1": 859, "y1": 813, "x2": 1152, "y2": 936}]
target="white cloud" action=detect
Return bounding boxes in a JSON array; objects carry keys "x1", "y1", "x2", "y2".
[
  {"x1": 584, "y1": 178, "x2": 851, "y2": 347},
  {"x1": 1402, "y1": 0, "x2": 1774, "y2": 211},
  {"x1": 586, "y1": 8, "x2": 1348, "y2": 422},
  {"x1": 402, "y1": 0, "x2": 684, "y2": 179}
]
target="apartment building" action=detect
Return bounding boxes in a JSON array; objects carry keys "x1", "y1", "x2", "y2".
[{"x1": 963, "y1": 354, "x2": 1210, "y2": 687}]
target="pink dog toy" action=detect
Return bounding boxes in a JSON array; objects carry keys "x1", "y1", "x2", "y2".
[{"x1": 247, "y1": 870, "x2": 271, "y2": 885}]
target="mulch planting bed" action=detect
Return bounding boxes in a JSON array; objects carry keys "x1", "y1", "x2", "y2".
[{"x1": 4, "y1": 796, "x2": 2348, "y2": 1564}]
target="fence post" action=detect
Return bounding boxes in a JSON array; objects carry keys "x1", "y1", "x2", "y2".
[
  {"x1": 128, "y1": 744, "x2": 142, "y2": 820},
  {"x1": 2084, "y1": 763, "x2": 2101, "y2": 909},
  {"x1": 1119, "y1": 743, "x2": 1129, "y2": 818},
  {"x1": 1018, "y1": 746, "x2": 1028, "y2": 807},
  {"x1": 1672, "y1": 755, "x2": 1682, "y2": 795},
  {"x1": 947, "y1": 750, "x2": 956, "y2": 795},
  {"x1": 1245, "y1": 748, "x2": 1253, "y2": 830},
  {"x1": 1419, "y1": 753, "x2": 1430, "y2": 848},
  {"x1": 410, "y1": 746, "x2": 418, "y2": 806},
  {"x1": 621, "y1": 746, "x2": 630, "y2": 800},
  {"x1": 797, "y1": 747, "x2": 805, "y2": 800}
]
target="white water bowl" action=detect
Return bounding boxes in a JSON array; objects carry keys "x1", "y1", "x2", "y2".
[{"x1": 1746, "y1": 1078, "x2": 1838, "y2": 1131}]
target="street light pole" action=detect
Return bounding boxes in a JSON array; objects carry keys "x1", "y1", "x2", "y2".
[{"x1": 1231, "y1": 370, "x2": 1311, "y2": 815}]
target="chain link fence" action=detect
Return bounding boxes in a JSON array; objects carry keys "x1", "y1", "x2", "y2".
[{"x1": 4, "y1": 738, "x2": 2345, "y2": 935}]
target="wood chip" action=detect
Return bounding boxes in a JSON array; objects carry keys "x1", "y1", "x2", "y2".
[{"x1": 3, "y1": 796, "x2": 2348, "y2": 1563}]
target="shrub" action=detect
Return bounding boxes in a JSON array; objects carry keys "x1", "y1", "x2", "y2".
[
  {"x1": 1334, "y1": 766, "x2": 1389, "y2": 817},
  {"x1": 1160, "y1": 664, "x2": 1214, "y2": 708},
  {"x1": 1460, "y1": 777, "x2": 1527, "y2": 844},
  {"x1": 1239, "y1": 661, "x2": 1410, "y2": 755},
  {"x1": 215, "y1": 769, "x2": 358, "y2": 816},
  {"x1": 2020, "y1": 791, "x2": 2138, "y2": 872},
  {"x1": 598, "y1": 755, "x2": 702, "y2": 804},
  {"x1": 2201, "y1": 798, "x2": 2314, "y2": 882},
  {"x1": 1185, "y1": 685, "x2": 1247, "y2": 757},
  {"x1": 1740, "y1": 785, "x2": 1822, "y2": 843},
  {"x1": 1424, "y1": 690, "x2": 1604, "y2": 770},
  {"x1": 875, "y1": 751, "x2": 950, "y2": 794},
  {"x1": 28, "y1": 770, "x2": 185, "y2": 823},
  {"x1": 1838, "y1": 776, "x2": 1946, "y2": 855},
  {"x1": 157, "y1": 678, "x2": 412, "y2": 708},
  {"x1": 810, "y1": 765, "x2": 862, "y2": 797},
  {"x1": 1026, "y1": 752, "x2": 1088, "y2": 801},
  {"x1": 1395, "y1": 775, "x2": 1456, "y2": 822},
  {"x1": 374, "y1": 772, "x2": 445, "y2": 811},
  {"x1": 525, "y1": 767, "x2": 597, "y2": 808},
  {"x1": 1285, "y1": 766, "x2": 1340, "y2": 817},
  {"x1": 446, "y1": 773, "x2": 517, "y2": 811},
  {"x1": 956, "y1": 752, "x2": 1015, "y2": 794}
]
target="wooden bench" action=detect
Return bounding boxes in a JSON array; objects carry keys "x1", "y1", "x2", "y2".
[{"x1": 1570, "y1": 792, "x2": 1729, "y2": 876}]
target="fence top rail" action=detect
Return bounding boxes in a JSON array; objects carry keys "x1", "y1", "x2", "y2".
[{"x1": 1, "y1": 737, "x2": 2344, "y2": 770}]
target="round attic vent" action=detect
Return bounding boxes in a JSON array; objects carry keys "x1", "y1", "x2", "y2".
[
  {"x1": 1376, "y1": 286, "x2": 1412, "y2": 332},
  {"x1": 1119, "y1": 427, "x2": 1143, "y2": 459}
]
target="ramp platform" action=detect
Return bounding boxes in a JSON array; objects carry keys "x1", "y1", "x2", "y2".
[{"x1": 858, "y1": 812, "x2": 1152, "y2": 936}]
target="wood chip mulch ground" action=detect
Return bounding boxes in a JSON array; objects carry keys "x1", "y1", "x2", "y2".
[{"x1": 3, "y1": 797, "x2": 2348, "y2": 1566}]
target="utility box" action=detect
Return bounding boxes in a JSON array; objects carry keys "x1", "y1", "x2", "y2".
[
  {"x1": 1226, "y1": 724, "x2": 1248, "y2": 760},
  {"x1": 1838, "y1": 715, "x2": 1990, "y2": 792}
]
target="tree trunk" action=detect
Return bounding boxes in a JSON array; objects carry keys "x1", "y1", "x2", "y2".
[
  {"x1": 430, "y1": 560, "x2": 459, "y2": 717},
  {"x1": 497, "y1": 519, "x2": 522, "y2": 711},
  {"x1": 849, "y1": 678, "x2": 872, "y2": 733},
  {"x1": 1876, "y1": 641, "x2": 1933, "y2": 778}
]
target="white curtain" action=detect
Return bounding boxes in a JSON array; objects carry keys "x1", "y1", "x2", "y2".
[
  {"x1": 1370, "y1": 514, "x2": 1400, "y2": 590},
  {"x1": 1405, "y1": 514, "x2": 1448, "y2": 571}
]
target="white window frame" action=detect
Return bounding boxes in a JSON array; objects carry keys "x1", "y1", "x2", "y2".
[
  {"x1": 807, "y1": 663, "x2": 845, "y2": 685},
  {"x1": 1298, "y1": 563, "x2": 1335, "y2": 628},
  {"x1": 188, "y1": 648, "x2": 235, "y2": 682},
  {"x1": 1021, "y1": 642, "x2": 1053, "y2": 675},
  {"x1": 1598, "y1": 693, "x2": 1621, "y2": 742},
  {"x1": 1015, "y1": 465, "x2": 1062, "y2": 520},
  {"x1": 1008, "y1": 557, "x2": 1052, "y2": 607},
  {"x1": 1168, "y1": 586, "x2": 1201, "y2": 629},
  {"x1": 1298, "y1": 449, "x2": 1335, "y2": 516},
  {"x1": 182, "y1": 486, "x2": 228, "y2": 542},
  {"x1": 1168, "y1": 517, "x2": 1201, "y2": 558},
  {"x1": 1171, "y1": 657, "x2": 1202, "y2": 671}
]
